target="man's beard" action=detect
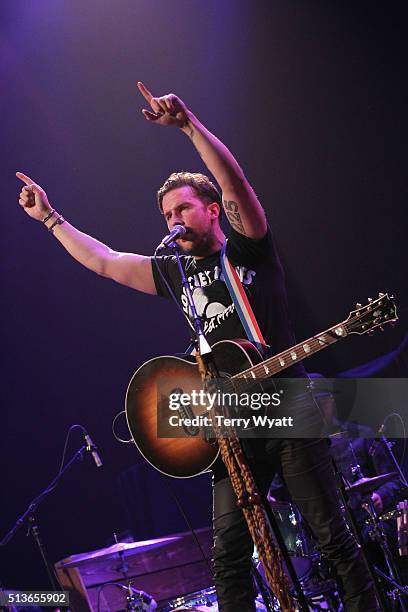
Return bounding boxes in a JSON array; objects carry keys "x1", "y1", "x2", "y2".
[{"x1": 177, "y1": 227, "x2": 217, "y2": 257}]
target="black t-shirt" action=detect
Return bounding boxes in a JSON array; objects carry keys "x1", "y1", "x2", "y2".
[{"x1": 152, "y1": 226, "x2": 305, "y2": 377}]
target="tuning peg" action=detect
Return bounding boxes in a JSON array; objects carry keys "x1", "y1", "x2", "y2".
[
  {"x1": 378, "y1": 292, "x2": 385, "y2": 298},
  {"x1": 379, "y1": 326, "x2": 384, "y2": 332},
  {"x1": 367, "y1": 330, "x2": 375, "y2": 336},
  {"x1": 356, "y1": 302, "x2": 362, "y2": 308},
  {"x1": 367, "y1": 298, "x2": 373, "y2": 303}
]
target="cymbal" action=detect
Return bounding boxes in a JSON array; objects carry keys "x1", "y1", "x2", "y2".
[
  {"x1": 60, "y1": 535, "x2": 182, "y2": 566},
  {"x1": 345, "y1": 472, "x2": 398, "y2": 495}
]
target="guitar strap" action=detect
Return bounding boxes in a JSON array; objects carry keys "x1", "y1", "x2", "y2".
[
  {"x1": 220, "y1": 239, "x2": 268, "y2": 355},
  {"x1": 196, "y1": 242, "x2": 296, "y2": 609}
]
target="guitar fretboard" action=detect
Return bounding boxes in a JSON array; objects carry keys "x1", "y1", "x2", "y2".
[{"x1": 233, "y1": 321, "x2": 348, "y2": 386}]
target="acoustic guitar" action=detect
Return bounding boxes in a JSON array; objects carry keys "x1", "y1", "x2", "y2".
[{"x1": 125, "y1": 293, "x2": 397, "y2": 478}]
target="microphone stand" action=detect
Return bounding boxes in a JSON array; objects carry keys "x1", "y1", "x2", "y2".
[
  {"x1": 0, "y1": 443, "x2": 93, "y2": 591},
  {"x1": 330, "y1": 458, "x2": 387, "y2": 611},
  {"x1": 378, "y1": 435, "x2": 408, "y2": 489},
  {"x1": 169, "y1": 242, "x2": 310, "y2": 612},
  {"x1": 172, "y1": 242, "x2": 213, "y2": 360}
]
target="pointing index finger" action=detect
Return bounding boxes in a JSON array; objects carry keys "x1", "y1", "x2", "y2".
[
  {"x1": 137, "y1": 81, "x2": 154, "y2": 103},
  {"x1": 16, "y1": 171, "x2": 35, "y2": 186}
]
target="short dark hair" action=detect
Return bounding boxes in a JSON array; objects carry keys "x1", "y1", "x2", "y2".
[{"x1": 157, "y1": 172, "x2": 222, "y2": 218}]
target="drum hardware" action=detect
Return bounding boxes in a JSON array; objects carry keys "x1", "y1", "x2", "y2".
[
  {"x1": 365, "y1": 501, "x2": 408, "y2": 527},
  {"x1": 331, "y1": 456, "x2": 388, "y2": 610},
  {"x1": 367, "y1": 431, "x2": 408, "y2": 607},
  {"x1": 371, "y1": 565, "x2": 408, "y2": 597},
  {"x1": 250, "y1": 489, "x2": 310, "y2": 610},
  {"x1": 397, "y1": 500, "x2": 408, "y2": 557},
  {"x1": 370, "y1": 425, "x2": 408, "y2": 491},
  {"x1": 159, "y1": 586, "x2": 216, "y2": 611},
  {"x1": 252, "y1": 557, "x2": 276, "y2": 612},
  {"x1": 256, "y1": 502, "x2": 316, "y2": 587},
  {"x1": 254, "y1": 502, "x2": 342, "y2": 611},
  {"x1": 366, "y1": 507, "x2": 403, "y2": 524},
  {"x1": 344, "y1": 466, "x2": 408, "y2": 611},
  {"x1": 105, "y1": 583, "x2": 157, "y2": 611},
  {"x1": 112, "y1": 532, "x2": 157, "y2": 611},
  {"x1": 363, "y1": 496, "x2": 403, "y2": 580},
  {"x1": 345, "y1": 472, "x2": 398, "y2": 495},
  {"x1": 253, "y1": 557, "x2": 341, "y2": 611},
  {"x1": 344, "y1": 430, "x2": 408, "y2": 609},
  {"x1": 159, "y1": 586, "x2": 266, "y2": 611}
]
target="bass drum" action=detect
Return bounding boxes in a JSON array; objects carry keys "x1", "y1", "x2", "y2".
[
  {"x1": 254, "y1": 502, "x2": 342, "y2": 610},
  {"x1": 160, "y1": 586, "x2": 267, "y2": 611},
  {"x1": 258, "y1": 501, "x2": 317, "y2": 585}
]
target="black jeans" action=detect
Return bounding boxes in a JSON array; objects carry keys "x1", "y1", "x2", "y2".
[{"x1": 212, "y1": 436, "x2": 381, "y2": 611}]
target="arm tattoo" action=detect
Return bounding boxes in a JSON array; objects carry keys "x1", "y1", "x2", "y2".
[{"x1": 223, "y1": 199, "x2": 246, "y2": 234}]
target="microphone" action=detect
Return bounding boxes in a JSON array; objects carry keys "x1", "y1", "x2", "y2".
[
  {"x1": 368, "y1": 421, "x2": 387, "y2": 457},
  {"x1": 157, "y1": 224, "x2": 187, "y2": 249},
  {"x1": 84, "y1": 431, "x2": 103, "y2": 467}
]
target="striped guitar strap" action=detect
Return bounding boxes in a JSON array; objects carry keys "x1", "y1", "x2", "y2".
[{"x1": 220, "y1": 239, "x2": 268, "y2": 356}]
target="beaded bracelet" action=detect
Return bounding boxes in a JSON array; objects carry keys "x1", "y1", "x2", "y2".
[{"x1": 48, "y1": 215, "x2": 65, "y2": 233}]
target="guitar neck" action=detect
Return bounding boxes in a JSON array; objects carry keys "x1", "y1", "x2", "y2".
[{"x1": 236, "y1": 320, "x2": 349, "y2": 381}]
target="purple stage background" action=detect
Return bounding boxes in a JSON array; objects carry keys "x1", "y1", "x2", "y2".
[{"x1": 1, "y1": 0, "x2": 407, "y2": 590}]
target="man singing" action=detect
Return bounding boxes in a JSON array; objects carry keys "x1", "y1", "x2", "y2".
[{"x1": 17, "y1": 82, "x2": 379, "y2": 611}]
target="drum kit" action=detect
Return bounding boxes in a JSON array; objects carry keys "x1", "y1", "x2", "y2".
[
  {"x1": 159, "y1": 586, "x2": 267, "y2": 611},
  {"x1": 251, "y1": 471, "x2": 408, "y2": 611},
  {"x1": 115, "y1": 447, "x2": 408, "y2": 611},
  {"x1": 157, "y1": 467, "x2": 408, "y2": 611}
]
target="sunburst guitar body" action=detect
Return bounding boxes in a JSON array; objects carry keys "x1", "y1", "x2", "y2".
[
  {"x1": 125, "y1": 294, "x2": 397, "y2": 478},
  {"x1": 126, "y1": 339, "x2": 261, "y2": 478}
]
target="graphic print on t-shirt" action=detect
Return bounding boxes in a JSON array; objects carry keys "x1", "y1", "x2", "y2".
[{"x1": 180, "y1": 264, "x2": 256, "y2": 335}]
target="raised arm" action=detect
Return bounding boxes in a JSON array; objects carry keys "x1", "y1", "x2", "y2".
[
  {"x1": 137, "y1": 82, "x2": 267, "y2": 239},
  {"x1": 16, "y1": 172, "x2": 156, "y2": 295}
]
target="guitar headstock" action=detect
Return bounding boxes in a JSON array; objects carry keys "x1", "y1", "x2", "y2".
[{"x1": 345, "y1": 293, "x2": 398, "y2": 336}]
